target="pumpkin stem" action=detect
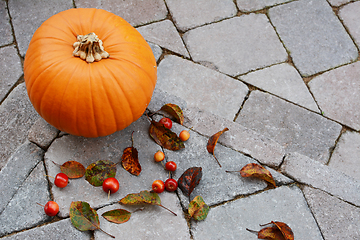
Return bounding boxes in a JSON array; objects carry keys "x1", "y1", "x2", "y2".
[{"x1": 72, "y1": 32, "x2": 109, "y2": 63}]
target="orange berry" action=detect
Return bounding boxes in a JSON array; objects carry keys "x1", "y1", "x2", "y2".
[
  {"x1": 179, "y1": 130, "x2": 190, "y2": 141},
  {"x1": 154, "y1": 151, "x2": 165, "y2": 162}
]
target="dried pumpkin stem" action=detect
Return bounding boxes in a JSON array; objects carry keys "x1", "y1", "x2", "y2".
[{"x1": 73, "y1": 32, "x2": 109, "y2": 63}]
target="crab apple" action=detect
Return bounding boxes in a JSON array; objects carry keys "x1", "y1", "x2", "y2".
[
  {"x1": 165, "y1": 161, "x2": 177, "y2": 172},
  {"x1": 159, "y1": 117, "x2": 172, "y2": 129},
  {"x1": 179, "y1": 130, "x2": 190, "y2": 141},
  {"x1": 165, "y1": 178, "x2": 178, "y2": 192},
  {"x1": 152, "y1": 180, "x2": 165, "y2": 193},
  {"x1": 102, "y1": 177, "x2": 119, "y2": 194},
  {"x1": 154, "y1": 150, "x2": 165, "y2": 162},
  {"x1": 44, "y1": 201, "x2": 59, "y2": 216},
  {"x1": 54, "y1": 173, "x2": 68, "y2": 188}
]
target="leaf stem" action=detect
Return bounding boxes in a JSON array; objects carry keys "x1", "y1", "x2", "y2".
[
  {"x1": 159, "y1": 204, "x2": 177, "y2": 216},
  {"x1": 225, "y1": 170, "x2": 240, "y2": 173},
  {"x1": 99, "y1": 227, "x2": 115, "y2": 238},
  {"x1": 36, "y1": 202, "x2": 45, "y2": 207},
  {"x1": 213, "y1": 154, "x2": 222, "y2": 168},
  {"x1": 246, "y1": 228, "x2": 258, "y2": 235}
]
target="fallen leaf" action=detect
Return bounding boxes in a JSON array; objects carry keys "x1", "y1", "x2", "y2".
[
  {"x1": 102, "y1": 209, "x2": 131, "y2": 224},
  {"x1": 59, "y1": 161, "x2": 85, "y2": 179},
  {"x1": 121, "y1": 147, "x2": 141, "y2": 176},
  {"x1": 239, "y1": 163, "x2": 276, "y2": 187},
  {"x1": 206, "y1": 128, "x2": 229, "y2": 167},
  {"x1": 178, "y1": 167, "x2": 202, "y2": 197},
  {"x1": 149, "y1": 120, "x2": 185, "y2": 151},
  {"x1": 188, "y1": 196, "x2": 209, "y2": 221},
  {"x1": 161, "y1": 103, "x2": 184, "y2": 125},
  {"x1": 258, "y1": 227, "x2": 285, "y2": 240},
  {"x1": 260, "y1": 221, "x2": 294, "y2": 240},
  {"x1": 85, "y1": 160, "x2": 116, "y2": 187}
]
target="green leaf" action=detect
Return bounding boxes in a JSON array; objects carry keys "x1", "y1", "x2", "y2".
[
  {"x1": 188, "y1": 196, "x2": 209, "y2": 221},
  {"x1": 85, "y1": 160, "x2": 116, "y2": 186},
  {"x1": 161, "y1": 103, "x2": 184, "y2": 125},
  {"x1": 149, "y1": 121, "x2": 185, "y2": 151},
  {"x1": 119, "y1": 190, "x2": 161, "y2": 206},
  {"x1": 70, "y1": 201, "x2": 100, "y2": 231},
  {"x1": 102, "y1": 209, "x2": 131, "y2": 224}
]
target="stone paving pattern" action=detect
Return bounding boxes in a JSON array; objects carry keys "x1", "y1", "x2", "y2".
[{"x1": 1, "y1": 0, "x2": 360, "y2": 239}]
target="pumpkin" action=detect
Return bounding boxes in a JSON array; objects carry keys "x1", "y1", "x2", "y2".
[{"x1": 24, "y1": 8, "x2": 157, "y2": 138}]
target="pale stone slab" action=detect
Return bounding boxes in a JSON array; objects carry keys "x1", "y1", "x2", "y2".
[
  {"x1": 281, "y1": 152, "x2": 360, "y2": 206},
  {"x1": 147, "y1": 42, "x2": 162, "y2": 62},
  {"x1": 28, "y1": 118, "x2": 59, "y2": 149},
  {"x1": 191, "y1": 185, "x2": 323, "y2": 240},
  {"x1": 303, "y1": 186, "x2": 360, "y2": 240},
  {"x1": 328, "y1": 0, "x2": 354, "y2": 6},
  {"x1": 0, "y1": 0, "x2": 13, "y2": 46},
  {"x1": 165, "y1": 0, "x2": 237, "y2": 31},
  {"x1": 239, "y1": 63, "x2": 319, "y2": 112},
  {"x1": 268, "y1": 0, "x2": 358, "y2": 77},
  {"x1": 137, "y1": 20, "x2": 189, "y2": 57},
  {"x1": 309, "y1": 61, "x2": 360, "y2": 130},
  {"x1": 236, "y1": 91, "x2": 342, "y2": 163},
  {"x1": 0, "y1": 46, "x2": 23, "y2": 102},
  {"x1": 75, "y1": 0, "x2": 168, "y2": 27},
  {"x1": 328, "y1": 131, "x2": 360, "y2": 181},
  {"x1": 339, "y1": 2, "x2": 360, "y2": 50},
  {"x1": 236, "y1": 0, "x2": 294, "y2": 12},
  {"x1": 183, "y1": 14, "x2": 288, "y2": 76},
  {"x1": 95, "y1": 192, "x2": 190, "y2": 240},
  {"x1": 8, "y1": 0, "x2": 73, "y2": 56},
  {"x1": 156, "y1": 55, "x2": 249, "y2": 121}
]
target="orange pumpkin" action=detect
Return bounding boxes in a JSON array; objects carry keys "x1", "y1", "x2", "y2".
[{"x1": 24, "y1": 8, "x2": 157, "y2": 138}]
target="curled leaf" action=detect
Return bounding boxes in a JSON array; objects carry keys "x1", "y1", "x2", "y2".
[
  {"x1": 258, "y1": 227, "x2": 285, "y2": 240},
  {"x1": 85, "y1": 160, "x2": 116, "y2": 186},
  {"x1": 161, "y1": 103, "x2": 184, "y2": 125},
  {"x1": 60, "y1": 161, "x2": 85, "y2": 179},
  {"x1": 260, "y1": 221, "x2": 294, "y2": 240},
  {"x1": 121, "y1": 147, "x2": 141, "y2": 176},
  {"x1": 178, "y1": 167, "x2": 202, "y2": 197},
  {"x1": 207, "y1": 128, "x2": 229, "y2": 167},
  {"x1": 102, "y1": 209, "x2": 131, "y2": 224},
  {"x1": 188, "y1": 196, "x2": 209, "y2": 221},
  {"x1": 149, "y1": 120, "x2": 185, "y2": 151},
  {"x1": 240, "y1": 163, "x2": 276, "y2": 187}
]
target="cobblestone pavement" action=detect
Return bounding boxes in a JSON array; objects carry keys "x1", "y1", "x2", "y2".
[{"x1": 1, "y1": 0, "x2": 360, "y2": 239}]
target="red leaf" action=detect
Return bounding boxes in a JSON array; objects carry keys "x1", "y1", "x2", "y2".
[
  {"x1": 206, "y1": 128, "x2": 229, "y2": 167},
  {"x1": 260, "y1": 222, "x2": 294, "y2": 240},
  {"x1": 178, "y1": 167, "x2": 202, "y2": 197},
  {"x1": 121, "y1": 132, "x2": 141, "y2": 176},
  {"x1": 258, "y1": 227, "x2": 285, "y2": 240}
]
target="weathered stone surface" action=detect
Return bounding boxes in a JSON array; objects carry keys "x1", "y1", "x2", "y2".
[
  {"x1": 281, "y1": 152, "x2": 360, "y2": 206},
  {"x1": 328, "y1": 131, "x2": 360, "y2": 181},
  {"x1": 137, "y1": 20, "x2": 190, "y2": 57},
  {"x1": 328, "y1": 0, "x2": 354, "y2": 6},
  {"x1": 268, "y1": 0, "x2": 358, "y2": 77},
  {"x1": 339, "y1": 1, "x2": 360, "y2": 48},
  {"x1": 75, "y1": 0, "x2": 167, "y2": 27},
  {"x1": 0, "y1": 46, "x2": 23, "y2": 103},
  {"x1": 183, "y1": 14, "x2": 288, "y2": 76},
  {"x1": 0, "y1": 1, "x2": 13, "y2": 46},
  {"x1": 147, "y1": 42, "x2": 162, "y2": 62},
  {"x1": 191, "y1": 185, "x2": 323, "y2": 240},
  {"x1": 0, "y1": 141, "x2": 44, "y2": 214},
  {"x1": 0, "y1": 162, "x2": 50, "y2": 237},
  {"x1": 239, "y1": 63, "x2": 319, "y2": 112},
  {"x1": 156, "y1": 55, "x2": 249, "y2": 121},
  {"x1": 0, "y1": 83, "x2": 40, "y2": 169},
  {"x1": 8, "y1": 0, "x2": 73, "y2": 56},
  {"x1": 1, "y1": 219, "x2": 91, "y2": 240},
  {"x1": 303, "y1": 186, "x2": 360, "y2": 240},
  {"x1": 44, "y1": 115, "x2": 166, "y2": 218},
  {"x1": 236, "y1": 0, "x2": 294, "y2": 12},
  {"x1": 28, "y1": 118, "x2": 59, "y2": 149},
  {"x1": 236, "y1": 91, "x2": 342, "y2": 163},
  {"x1": 309, "y1": 61, "x2": 360, "y2": 130},
  {"x1": 95, "y1": 192, "x2": 190, "y2": 240},
  {"x1": 165, "y1": 0, "x2": 237, "y2": 31},
  {"x1": 148, "y1": 88, "x2": 188, "y2": 114}
]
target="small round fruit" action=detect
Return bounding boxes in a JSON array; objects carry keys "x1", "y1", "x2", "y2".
[
  {"x1": 54, "y1": 173, "x2": 68, "y2": 188},
  {"x1": 102, "y1": 178, "x2": 119, "y2": 194},
  {"x1": 152, "y1": 180, "x2": 165, "y2": 193},
  {"x1": 159, "y1": 117, "x2": 172, "y2": 129},
  {"x1": 165, "y1": 161, "x2": 177, "y2": 172},
  {"x1": 44, "y1": 201, "x2": 59, "y2": 216},
  {"x1": 179, "y1": 130, "x2": 190, "y2": 141},
  {"x1": 154, "y1": 150, "x2": 165, "y2": 162},
  {"x1": 165, "y1": 178, "x2": 178, "y2": 192}
]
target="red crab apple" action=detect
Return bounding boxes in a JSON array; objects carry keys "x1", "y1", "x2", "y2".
[
  {"x1": 152, "y1": 180, "x2": 165, "y2": 193},
  {"x1": 54, "y1": 173, "x2": 68, "y2": 188},
  {"x1": 102, "y1": 178, "x2": 119, "y2": 194},
  {"x1": 165, "y1": 161, "x2": 177, "y2": 172},
  {"x1": 44, "y1": 201, "x2": 59, "y2": 216},
  {"x1": 159, "y1": 117, "x2": 172, "y2": 129},
  {"x1": 165, "y1": 178, "x2": 178, "y2": 192}
]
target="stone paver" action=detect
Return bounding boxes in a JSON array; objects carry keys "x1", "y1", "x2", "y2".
[
  {"x1": 281, "y1": 152, "x2": 360, "y2": 207},
  {"x1": 95, "y1": 192, "x2": 190, "y2": 240},
  {"x1": 8, "y1": 0, "x2": 73, "y2": 56},
  {"x1": 0, "y1": 45, "x2": 22, "y2": 102},
  {"x1": 28, "y1": 118, "x2": 59, "y2": 149},
  {"x1": 75, "y1": 0, "x2": 168, "y2": 27},
  {"x1": 328, "y1": 131, "x2": 360, "y2": 181},
  {"x1": 238, "y1": 63, "x2": 319, "y2": 112},
  {"x1": 339, "y1": 1, "x2": 360, "y2": 50},
  {"x1": 137, "y1": 20, "x2": 190, "y2": 58},
  {"x1": 328, "y1": 0, "x2": 354, "y2": 6},
  {"x1": 303, "y1": 186, "x2": 360, "y2": 240},
  {"x1": 0, "y1": 1, "x2": 13, "y2": 46},
  {"x1": 156, "y1": 55, "x2": 249, "y2": 121},
  {"x1": 191, "y1": 185, "x2": 323, "y2": 240},
  {"x1": 309, "y1": 61, "x2": 360, "y2": 131},
  {"x1": 236, "y1": 91, "x2": 342, "y2": 163},
  {"x1": 268, "y1": 0, "x2": 358, "y2": 77},
  {"x1": 148, "y1": 42, "x2": 162, "y2": 62},
  {"x1": 0, "y1": 219, "x2": 91, "y2": 240},
  {"x1": 165, "y1": 0, "x2": 237, "y2": 31},
  {"x1": 0, "y1": 162, "x2": 50, "y2": 237},
  {"x1": 183, "y1": 14, "x2": 288, "y2": 76},
  {"x1": 236, "y1": 0, "x2": 294, "y2": 12},
  {"x1": 0, "y1": 83, "x2": 39, "y2": 170}
]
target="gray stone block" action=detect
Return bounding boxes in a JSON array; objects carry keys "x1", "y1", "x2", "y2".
[
  {"x1": 303, "y1": 186, "x2": 360, "y2": 240},
  {"x1": 0, "y1": 83, "x2": 40, "y2": 169},
  {"x1": 147, "y1": 42, "x2": 162, "y2": 62},
  {"x1": 8, "y1": 0, "x2": 73, "y2": 56},
  {"x1": 309, "y1": 61, "x2": 360, "y2": 130},
  {"x1": 236, "y1": 0, "x2": 294, "y2": 12},
  {"x1": 239, "y1": 63, "x2": 319, "y2": 112},
  {"x1": 327, "y1": 0, "x2": 354, "y2": 6},
  {"x1": 0, "y1": 162, "x2": 50, "y2": 237},
  {"x1": 268, "y1": 0, "x2": 358, "y2": 77},
  {"x1": 339, "y1": 1, "x2": 360, "y2": 48},
  {"x1": 137, "y1": 20, "x2": 190, "y2": 57},
  {"x1": 75, "y1": 0, "x2": 168, "y2": 27},
  {"x1": 28, "y1": 118, "x2": 59, "y2": 149},
  {"x1": 0, "y1": 219, "x2": 91, "y2": 240},
  {"x1": 0, "y1": 141, "x2": 45, "y2": 214},
  {"x1": 0, "y1": 45, "x2": 23, "y2": 102},
  {"x1": 148, "y1": 88, "x2": 188, "y2": 114},
  {"x1": 0, "y1": 1, "x2": 13, "y2": 46},
  {"x1": 165, "y1": 0, "x2": 237, "y2": 31},
  {"x1": 281, "y1": 152, "x2": 360, "y2": 206},
  {"x1": 183, "y1": 14, "x2": 288, "y2": 76},
  {"x1": 191, "y1": 185, "x2": 323, "y2": 240},
  {"x1": 236, "y1": 91, "x2": 342, "y2": 164}
]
